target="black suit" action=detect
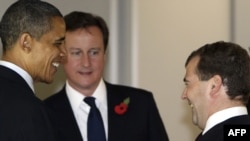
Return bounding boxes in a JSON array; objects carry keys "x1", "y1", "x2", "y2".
[
  {"x1": 247, "y1": 100, "x2": 250, "y2": 114},
  {"x1": 0, "y1": 65, "x2": 56, "y2": 141},
  {"x1": 195, "y1": 115, "x2": 250, "y2": 141},
  {"x1": 44, "y1": 82, "x2": 169, "y2": 141}
]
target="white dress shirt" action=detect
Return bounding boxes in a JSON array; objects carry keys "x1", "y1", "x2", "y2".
[
  {"x1": 203, "y1": 106, "x2": 248, "y2": 135},
  {"x1": 66, "y1": 79, "x2": 108, "y2": 141},
  {"x1": 0, "y1": 60, "x2": 34, "y2": 92}
]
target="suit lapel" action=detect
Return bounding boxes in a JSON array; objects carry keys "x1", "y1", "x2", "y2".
[
  {"x1": 55, "y1": 88, "x2": 83, "y2": 141},
  {"x1": 106, "y1": 82, "x2": 130, "y2": 141}
]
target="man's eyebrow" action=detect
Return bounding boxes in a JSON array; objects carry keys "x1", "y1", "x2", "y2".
[
  {"x1": 69, "y1": 48, "x2": 81, "y2": 50},
  {"x1": 90, "y1": 47, "x2": 101, "y2": 50}
]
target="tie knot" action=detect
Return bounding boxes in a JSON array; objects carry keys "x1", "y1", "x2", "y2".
[{"x1": 84, "y1": 97, "x2": 96, "y2": 107}]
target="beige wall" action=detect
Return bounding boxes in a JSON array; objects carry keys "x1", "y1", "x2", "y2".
[{"x1": 136, "y1": 0, "x2": 230, "y2": 140}]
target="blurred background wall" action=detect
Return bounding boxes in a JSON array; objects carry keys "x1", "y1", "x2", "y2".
[{"x1": 1, "y1": 0, "x2": 250, "y2": 140}]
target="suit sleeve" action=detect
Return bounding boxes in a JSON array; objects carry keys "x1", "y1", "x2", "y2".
[{"x1": 147, "y1": 93, "x2": 169, "y2": 141}]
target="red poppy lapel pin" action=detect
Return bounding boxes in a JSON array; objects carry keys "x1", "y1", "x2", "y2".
[{"x1": 114, "y1": 97, "x2": 130, "y2": 115}]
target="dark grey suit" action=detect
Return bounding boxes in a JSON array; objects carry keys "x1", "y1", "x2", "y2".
[
  {"x1": 44, "y1": 82, "x2": 169, "y2": 141},
  {"x1": 0, "y1": 65, "x2": 56, "y2": 141},
  {"x1": 195, "y1": 115, "x2": 250, "y2": 141}
]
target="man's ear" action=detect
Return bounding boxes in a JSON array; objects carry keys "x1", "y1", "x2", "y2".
[
  {"x1": 210, "y1": 75, "x2": 223, "y2": 96},
  {"x1": 19, "y1": 33, "x2": 32, "y2": 53}
]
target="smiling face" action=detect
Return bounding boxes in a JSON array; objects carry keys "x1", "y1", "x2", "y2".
[
  {"x1": 30, "y1": 17, "x2": 66, "y2": 83},
  {"x1": 182, "y1": 56, "x2": 211, "y2": 129},
  {"x1": 63, "y1": 26, "x2": 105, "y2": 95}
]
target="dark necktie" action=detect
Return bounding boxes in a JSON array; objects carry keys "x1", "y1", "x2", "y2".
[{"x1": 84, "y1": 97, "x2": 106, "y2": 141}]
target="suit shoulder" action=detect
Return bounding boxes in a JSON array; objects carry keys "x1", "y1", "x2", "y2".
[
  {"x1": 43, "y1": 88, "x2": 65, "y2": 105},
  {"x1": 106, "y1": 82, "x2": 153, "y2": 97}
]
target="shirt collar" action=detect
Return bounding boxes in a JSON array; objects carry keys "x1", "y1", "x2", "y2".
[
  {"x1": 66, "y1": 79, "x2": 107, "y2": 113},
  {"x1": 203, "y1": 106, "x2": 248, "y2": 134},
  {"x1": 0, "y1": 60, "x2": 34, "y2": 92}
]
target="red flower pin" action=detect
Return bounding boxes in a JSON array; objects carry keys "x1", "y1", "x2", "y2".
[{"x1": 114, "y1": 97, "x2": 130, "y2": 115}]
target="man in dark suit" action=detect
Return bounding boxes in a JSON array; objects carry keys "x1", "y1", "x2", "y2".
[
  {"x1": 182, "y1": 41, "x2": 250, "y2": 141},
  {"x1": 44, "y1": 11, "x2": 169, "y2": 141},
  {"x1": 0, "y1": 0, "x2": 66, "y2": 141}
]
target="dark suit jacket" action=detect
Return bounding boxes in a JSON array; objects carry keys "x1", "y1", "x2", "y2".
[
  {"x1": 195, "y1": 115, "x2": 250, "y2": 141},
  {"x1": 0, "y1": 65, "x2": 56, "y2": 141},
  {"x1": 247, "y1": 100, "x2": 250, "y2": 114},
  {"x1": 44, "y1": 82, "x2": 169, "y2": 141}
]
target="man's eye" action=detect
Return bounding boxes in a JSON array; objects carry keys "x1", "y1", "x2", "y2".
[
  {"x1": 54, "y1": 42, "x2": 63, "y2": 47},
  {"x1": 89, "y1": 50, "x2": 99, "y2": 56},
  {"x1": 71, "y1": 51, "x2": 81, "y2": 55}
]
